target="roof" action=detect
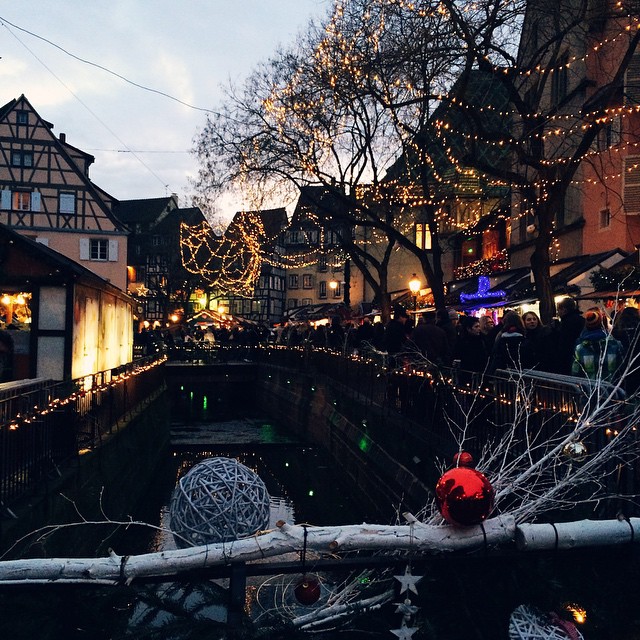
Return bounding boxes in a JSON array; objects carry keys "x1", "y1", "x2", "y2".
[
  {"x1": 284, "y1": 302, "x2": 350, "y2": 321},
  {"x1": 228, "y1": 208, "x2": 288, "y2": 245},
  {"x1": 114, "y1": 196, "x2": 178, "y2": 225},
  {"x1": 290, "y1": 186, "x2": 351, "y2": 228}
]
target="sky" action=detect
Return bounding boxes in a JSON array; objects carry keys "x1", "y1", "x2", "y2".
[{"x1": 0, "y1": 1, "x2": 330, "y2": 217}]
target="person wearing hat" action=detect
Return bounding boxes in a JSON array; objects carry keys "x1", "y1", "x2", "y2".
[
  {"x1": 554, "y1": 297, "x2": 585, "y2": 374},
  {"x1": 572, "y1": 307, "x2": 624, "y2": 381}
]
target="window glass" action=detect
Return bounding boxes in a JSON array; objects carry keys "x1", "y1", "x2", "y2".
[
  {"x1": 90, "y1": 239, "x2": 108, "y2": 261},
  {"x1": 13, "y1": 192, "x2": 30, "y2": 211}
]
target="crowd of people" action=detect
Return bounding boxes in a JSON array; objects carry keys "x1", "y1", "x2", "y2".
[
  {"x1": 136, "y1": 296, "x2": 640, "y2": 393},
  {"x1": 393, "y1": 297, "x2": 639, "y2": 393}
]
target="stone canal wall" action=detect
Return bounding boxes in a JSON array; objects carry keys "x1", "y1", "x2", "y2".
[{"x1": 254, "y1": 364, "x2": 437, "y2": 520}]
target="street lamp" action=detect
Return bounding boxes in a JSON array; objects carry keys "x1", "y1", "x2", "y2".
[
  {"x1": 408, "y1": 274, "x2": 421, "y2": 311},
  {"x1": 329, "y1": 279, "x2": 339, "y2": 298}
]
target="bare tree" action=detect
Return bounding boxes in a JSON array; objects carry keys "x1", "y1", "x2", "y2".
[
  {"x1": 432, "y1": 0, "x2": 640, "y2": 321},
  {"x1": 192, "y1": 2, "x2": 473, "y2": 317}
]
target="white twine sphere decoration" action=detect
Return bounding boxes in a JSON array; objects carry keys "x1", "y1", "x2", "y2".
[{"x1": 170, "y1": 457, "x2": 270, "y2": 547}]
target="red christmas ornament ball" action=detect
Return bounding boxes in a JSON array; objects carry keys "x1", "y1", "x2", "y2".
[
  {"x1": 435, "y1": 462, "x2": 494, "y2": 527},
  {"x1": 452, "y1": 451, "x2": 475, "y2": 468},
  {"x1": 294, "y1": 576, "x2": 321, "y2": 605}
]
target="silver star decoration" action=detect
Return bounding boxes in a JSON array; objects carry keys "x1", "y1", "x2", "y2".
[
  {"x1": 390, "y1": 622, "x2": 419, "y2": 639},
  {"x1": 394, "y1": 566, "x2": 423, "y2": 595},
  {"x1": 394, "y1": 598, "x2": 420, "y2": 616}
]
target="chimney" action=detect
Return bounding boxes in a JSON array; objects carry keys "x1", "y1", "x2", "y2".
[{"x1": 59, "y1": 133, "x2": 66, "y2": 143}]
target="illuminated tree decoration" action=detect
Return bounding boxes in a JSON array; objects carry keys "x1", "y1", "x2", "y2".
[{"x1": 459, "y1": 275, "x2": 507, "y2": 304}]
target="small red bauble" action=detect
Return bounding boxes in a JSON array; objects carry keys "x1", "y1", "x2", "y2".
[
  {"x1": 294, "y1": 576, "x2": 321, "y2": 605},
  {"x1": 435, "y1": 453, "x2": 494, "y2": 526}
]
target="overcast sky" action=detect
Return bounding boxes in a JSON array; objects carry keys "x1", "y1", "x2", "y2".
[{"x1": 0, "y1": 1, "x2": 329, "y2": 216}]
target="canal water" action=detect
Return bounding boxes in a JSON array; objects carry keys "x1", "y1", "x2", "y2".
[{"x1": 1, "y1": 382, "x2": 640, "y2": 639}]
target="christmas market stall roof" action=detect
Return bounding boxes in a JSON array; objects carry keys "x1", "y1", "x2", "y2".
[
  {"x1": 284, "y1": 302, "x2": 350, "y2": 322},
  {"x1": 451, "y1": 250, "x2": 629, "y2": 311},
  {"x1": 187, "y1": 309, "x2": 230, "y2": 326}
]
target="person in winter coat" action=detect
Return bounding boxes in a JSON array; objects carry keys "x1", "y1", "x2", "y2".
[
  {"x1": 454, "y1": 315, "x2": 489, "y2": 381},
  {"x1": 555, "y1": 297, "x2": 585, "y2": 374},
  {"x1": 488, "y1": 311, "x2": 535, "y2": 373},
  {"x1": 522, "y1": 311, "x2": 555, "y2": 372},
  {"x1": 572, "y1": 308, "x2": 624, "y2": 381},
  {"x1": 612, "y1": 306, "x2": 640, "y2": 394},
  {"x1": 411, "y1": 311, "x2": 451, "y2": 366}
]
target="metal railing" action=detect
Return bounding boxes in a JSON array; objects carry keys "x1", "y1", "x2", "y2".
[{"x1": 0, "y1": 355, "x2": 166, "y2": 511}]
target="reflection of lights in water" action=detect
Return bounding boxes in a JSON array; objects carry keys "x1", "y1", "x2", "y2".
[{"x1": 564, "y1": 603, "x2": 587, "y2": 624}]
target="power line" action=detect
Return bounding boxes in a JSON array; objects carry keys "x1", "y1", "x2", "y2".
[
  {"x1": 2, "y1": 21, "x2": 171, "y2": 192},
  {"x1": 0, "y1": 15, "x2": 219, "y2": 115}
]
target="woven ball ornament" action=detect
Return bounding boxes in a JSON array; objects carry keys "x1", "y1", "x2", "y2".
[
  {"x1": 435, "y1": 452, "x2": 494, "y2": 526},
  {"x1": 170, "y1": 457, "x2": 270, "y2": 547}
]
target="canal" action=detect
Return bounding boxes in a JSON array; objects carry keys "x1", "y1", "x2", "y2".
[{"x1": 1, "y1": 373, "x2": 640, "y2": 639}]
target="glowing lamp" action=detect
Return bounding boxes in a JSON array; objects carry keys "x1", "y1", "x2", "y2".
[
  {"x1": 329, "y1": 279, "x2": 338, "y2": 290},
  {"x1": 408, "y1": 274, "x2": 421, "y2": 294}
]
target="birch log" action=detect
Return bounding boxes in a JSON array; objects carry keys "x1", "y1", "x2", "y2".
[
  {"x1": 516, "y1": 518, "x2": 640, "y2": 550},
  {"x1": 0, "y1": 516, "x2": 515, "y2": 585}
]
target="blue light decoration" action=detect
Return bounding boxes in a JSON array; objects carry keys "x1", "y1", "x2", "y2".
[{"x1": 459, "y1": 275, "x2": 507, "y2": 304}]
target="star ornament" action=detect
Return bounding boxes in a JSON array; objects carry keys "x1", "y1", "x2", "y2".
[
  {"x1": 136, "y1": 285, "x2": 149, "y2": 297},
  {"x1": 394, "y1": 567, "x2": 423, "y2": 595},
  {"x1": 390, "y1": 622, "x2": 419, "y2": 639}
]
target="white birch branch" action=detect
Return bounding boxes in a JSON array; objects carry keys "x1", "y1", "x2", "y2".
[
  {"x1": 516, "y1": 517, "x2": 640, "y2": 550},
  {"x1": 0, "y1": 517, "x2": 516, "y2": 585},
  {"x1": 2, "y1": 516, "x2": 639, "y2": 586}
]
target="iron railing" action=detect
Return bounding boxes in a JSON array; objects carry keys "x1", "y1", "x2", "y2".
[{"x1": 0, "y1": 355, "x2": 166, "y2": 511}]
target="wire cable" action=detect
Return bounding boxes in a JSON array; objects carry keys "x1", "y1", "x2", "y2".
[{"x1": 0, "y1": 15, "x2": 218, "y2": 115}]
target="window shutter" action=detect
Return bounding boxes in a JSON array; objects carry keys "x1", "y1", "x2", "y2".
[
  {"x1": 108, "y1": 239, "x2": 119, "y2": 262},
  {"x1": 31, "y1": 191, "x2": 41, "y2": 212},
  {"x1": 624, "y1": 156, "x2": 640, "y2": 214},
  {"x1": 79, "y1": 238, "x2": 90, "y2": 260},
  {"x1": 1, "y1": 190, "x2": 11, "y2": 210}
]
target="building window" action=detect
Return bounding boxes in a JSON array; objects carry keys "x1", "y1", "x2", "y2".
[
  {"x1": 288, "y1": 274, "x2": 299, "y2": 289},
  {"x1": 599, "y1": 209, "x2": 611, "y2": 228},
  {"x1": 318, "y1": 255, "x2": 328, "y2": 272},
  {"x1": 415, "y1": 223, "x2": 432, "y2": 250},
  {"x1": 331, "y1": 282, "x2": 341, "y2": 298},
  {"x1": 90, "y1": 239, "x2": 109, "y2": 261},
  {"x1": 551, "y1": 54, "x2": 568, "y2": 107},
  {"x1": 625, "y1": 53, "x2": 640, "y2": 106},
  {"x1": 59, "y1": 192, "x2": 75, "y2": 214},
  {"x1": 11, "y1": 151, "x2": 33, "y2": 167},
  {"x1": 624, "y1": 156, "x2": 640, "y2": 214},
  {"x1": 303, "y1": 274, "x2": 313, "y2": 289},
  {"x1": 302, "y1": 298, "x2": 312, "y2": 306},
  {"x1": 319, "y1": 281, "x2": 327, "y2": 298},
  {"x1": 13, "y1": 191, "x2": 31, "y2": 211},
  {"x1": 151, "y1": 235, "x2": 162, "y2": 246},
  {"x1": 288, "y1": 299, "x2": 298, "y2": 309},
  {"x1": 16, "y1": 111, "x2": 28, "y2": 125}
]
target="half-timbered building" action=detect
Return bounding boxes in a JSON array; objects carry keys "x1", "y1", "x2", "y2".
[{"x1": 0, "y1": 95, "x2": 128, "y2": 291}]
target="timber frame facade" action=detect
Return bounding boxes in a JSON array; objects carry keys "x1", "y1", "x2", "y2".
[{"x1": 0, "y1": 95, "x2": 128, "y2": 291}]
